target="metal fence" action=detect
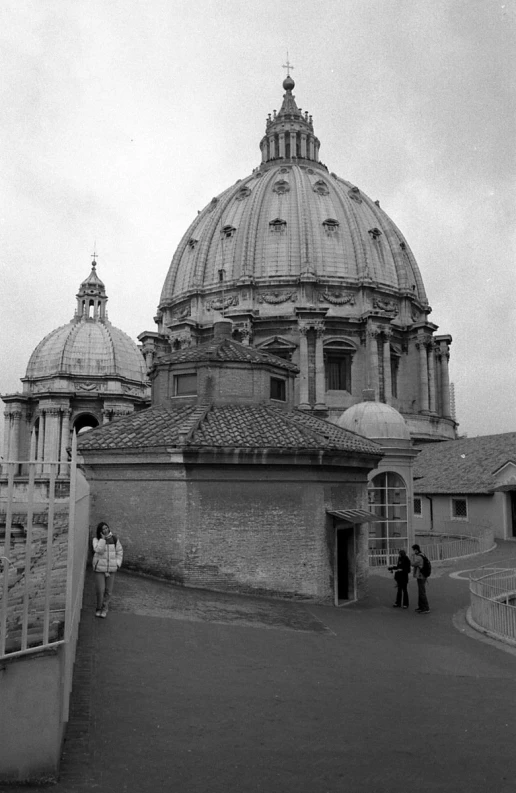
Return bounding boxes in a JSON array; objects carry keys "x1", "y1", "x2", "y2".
[
  {"x1": 369, "y1": 527, "x2": 495, "y2": 568},
  {"x1": 469, "y1": 566, "x2": 516, "y2": 644},
  {"x1": 0, "y1": 433, "x2": 89, "y2": 678}
]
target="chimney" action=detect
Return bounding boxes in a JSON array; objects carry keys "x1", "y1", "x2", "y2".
[{"x1": 213, "y1": 320, "x2": 233, "y2": 341}]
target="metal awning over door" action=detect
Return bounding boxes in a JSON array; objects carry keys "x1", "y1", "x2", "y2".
[{"x1": 326, "y1": 509, "x2": 384, "y2": 524}]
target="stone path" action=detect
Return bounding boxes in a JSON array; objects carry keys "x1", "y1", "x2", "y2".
[{"x1": 4, "y1": 544, "x2": 516, "y2": 793}]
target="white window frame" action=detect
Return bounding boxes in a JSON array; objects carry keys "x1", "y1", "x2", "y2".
[{"x1": 451, "y1": 496, "x2": 469, "y2": 521}]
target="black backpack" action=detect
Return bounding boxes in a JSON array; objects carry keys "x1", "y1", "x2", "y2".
[{"x1": 420, "y1": 553, "x2": 432, "y2": 578}]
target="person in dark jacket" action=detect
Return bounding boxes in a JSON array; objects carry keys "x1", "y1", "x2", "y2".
[
  {"x1": 92, "y1": 522, "x2": 123, "y2": 618},
  {"x1": 388, "y1": 549, "x2": 411, "y2": 608}
]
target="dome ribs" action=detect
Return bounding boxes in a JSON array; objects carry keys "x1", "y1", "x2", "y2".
[
  {"x1": 330, "y1": 176, "x2": 368, "y2": 283},
  {"x1": 294, "y1": 166, "x2": 313, "y2": 277}
]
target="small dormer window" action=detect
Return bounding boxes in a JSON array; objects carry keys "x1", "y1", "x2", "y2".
[
  {"x1": 270, "y1": 377, "x2": 286, "y2": 401},
  {"x1": 323, "y1": 218, "x2": 339, "y2": 235},
  {"x1": 221, "y1": 225, "x2": 236, "y2": 239},
  {"x1": 269, "y1": 218, "x2": 287, "y2": 233},
  {"x1": 174, "y1": 373, "x2": 197, "y2": 396},
  {"x1": 368, "y1": 227, "x2": 382, "y2": 241},
  {"x1": 187, "y1": 238, "x2": 198, "y2": 250}
]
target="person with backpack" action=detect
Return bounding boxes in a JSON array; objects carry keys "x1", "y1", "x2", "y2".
[
  {"x1": 92, "y1": 522, "x2": 123, "y2": 618},
  {"x1": 411, "y1": 544, "x2": 431, "y2": 614},
  {"x1": 388, "y1": 548, "x2": 412, "y2": 609}
]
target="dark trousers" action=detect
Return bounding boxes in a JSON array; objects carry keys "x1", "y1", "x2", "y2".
[
  {"x1": 395, "y1": 576, "x2": 409, "y2": 607},
  {"x1": 417, "y1": 577, "x2": 429, "y2": 611}
]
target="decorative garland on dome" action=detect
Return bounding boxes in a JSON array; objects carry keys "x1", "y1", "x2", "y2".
[
  {"x1": 258, "y1": 291, "x2": 297, "y2": 304},
  {"x1": 206, "y1": 295, "x2": 239, "y2": 311},
  {"x1": 318, "y1": 290, "x2": 355, "y2": 305}
]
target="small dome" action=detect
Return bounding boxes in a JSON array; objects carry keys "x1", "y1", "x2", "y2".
[
  {"x1": 337, "y1": 401, "x2": 411, "y2": 441},
  {"x1": 26, "y1": 320, "x2": 147, "y2": 382}
]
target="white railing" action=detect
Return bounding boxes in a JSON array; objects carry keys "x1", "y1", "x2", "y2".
[
  {"x1": 369, "y1": 527, "x2": 494, "y2": 568},
  {"x1": 0, "y1": 433, "x2": 87, "y2": 667},
  {"x1": 469, "y1": 566, "x2": 516, "y2": 644},
  {"x1": 418, "y1": 528, "x2": 494, "y2": 562}
]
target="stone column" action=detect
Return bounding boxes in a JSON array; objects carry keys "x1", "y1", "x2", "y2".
[
  {"x1": 269, "y1": 136, "x2": 276, "y2": 159},
  {"x1": 2, "y1": 411, "x2": 11, "y2": 464},
  {"x1": 417, "y1": 336, "x2": 430, "y2": 412},
  {"x1": 367, "y1": 326, "x2": 380, "y2": 399},
  {"x1": 439, "y1": 342, "x2": 452, "y2": 418},
  {"x1": 37, "y1": 410, "x2": 45, "y2": 473},
  {"x1": 300, "y1": 134, "x2": 307, "y2": 158},
  {"x1": 298, "y1": 323, "x2": 310, "y2": 409},
  {"x1": 59, "y1": 409, "x2": 70, "y2": 476},
  {"x1": 382, "y1": 330, "x2": 392, "y2": 404},
  {"x1": 314, "y1": 322, "x2": 326, "y2": 409},
  {"x1": 278, "y1": 132, "x2": 285, "y2": 158},
  {"x1": 9, "y1": 411, "x2": 21, "y2": 464},
  {"x1": 428, "y1": 341, "x2": 437, "y2": 413},
  {"x1": 43, "y1": 408, "x2": 60, "y2": 473},
  {"x1": 290, "y1": 132, "x2": 297, "y2": 157}
]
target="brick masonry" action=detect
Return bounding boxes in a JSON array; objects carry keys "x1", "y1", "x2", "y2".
[{"x1": 84, "y1": 457, "x2": 372, "y2": 603}]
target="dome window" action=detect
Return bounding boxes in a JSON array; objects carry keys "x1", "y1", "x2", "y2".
[
  {"x1": 368, "y1": 227, "x2": 382, "y2": 241},
  {"x1": 269, "y1": 218, "x2": 287, "y2": 233},
  {"x1": 348, "y1": 186, "x2": 362, "y2": 203},
  {"x1": 313, "y1": 180, "x2": 329, "y2": 196},
  {"x1": 235, "y1": 186, "x2": 251, "y2": 201},
  {"x1": 272, "y1": 179, "x2": 290, "y2": 195},
  {"x1": 323, "y1": 218, "x2": 339, "y2": 235},
  {"x1": 221, "y1": 225, "x2": 236, "y2": 239},
  {"x1": 187, "y1": 238, "x2": 198, "y2": 250}
]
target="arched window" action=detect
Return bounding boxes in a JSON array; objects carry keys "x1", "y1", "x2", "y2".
[
  {"x1": 73, "y1": 413, "x2": 99, "y2": 434},
  {"x1": 368, "y1": 472, "x2": 408, "y2": 564},
  {"x1": 324, "y1": 341, "x2": 355, "y2": 392}
]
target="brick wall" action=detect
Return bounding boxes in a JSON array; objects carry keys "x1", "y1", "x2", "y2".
[{"x1": 85, "y1": 458, "x2": 372, "y2": 603}]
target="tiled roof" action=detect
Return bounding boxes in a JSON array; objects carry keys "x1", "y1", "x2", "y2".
[
  {"x1": 158, "y1": 338, "x2": 298, "y2": 373},
  {"x1": 413, "y1": 433, "x2": 516, "y2": 494},
  {"x1": 77, "y1": 403, "x2": 382, "y2": 456}
]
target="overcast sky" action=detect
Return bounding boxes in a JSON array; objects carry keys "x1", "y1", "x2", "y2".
[{"x1": 1, "y1": 0, "x2": 515, "y2": 440}]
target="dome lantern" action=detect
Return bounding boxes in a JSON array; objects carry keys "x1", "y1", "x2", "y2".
[{"x1": 260, "y1": 76, "x2": 320, "y2": 165}]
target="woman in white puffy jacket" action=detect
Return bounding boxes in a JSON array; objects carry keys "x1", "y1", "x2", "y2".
[{"x1": 92, "y1": 522, "x2": 123, "y2": 618}]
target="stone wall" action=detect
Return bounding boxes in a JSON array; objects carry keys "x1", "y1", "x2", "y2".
[{"x1": 85, "y1": 457, "x2": 371, "y2": 603}]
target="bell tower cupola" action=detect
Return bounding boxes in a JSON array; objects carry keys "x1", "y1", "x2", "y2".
[{"x1": 76, "y1": 257, "x2": 108, "y2": 321}]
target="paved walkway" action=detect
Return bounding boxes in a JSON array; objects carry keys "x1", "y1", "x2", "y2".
[{"x1": 5, "y1": 544, "x2": 516, "y2": 793}]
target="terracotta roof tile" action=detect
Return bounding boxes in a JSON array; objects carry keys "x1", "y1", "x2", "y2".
[
  {"x1": 414, "y1": 433, "x2": 516, "y2": 494},
  {"x1": 158, "y1": 338, "x2": 298, "y2": 372},
  {"x1": 77, "y1": 403, "x2": 382, "y2": 455}
]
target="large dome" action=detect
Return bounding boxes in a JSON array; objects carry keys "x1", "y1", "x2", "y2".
[
  {"x1": 143, "y1": 76, "x2": 456, "y2": 445},
  {"x1": 26, "y1": 320, "x2": 146, "y2": 382},
  {"x1": 160, "y1": 164, "x2": 427, "y2": 309}
]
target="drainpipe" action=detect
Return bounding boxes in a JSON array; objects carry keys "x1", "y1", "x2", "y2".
[{"x1": 425, "y1": 495, "x2": 434, "y2": 532}]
